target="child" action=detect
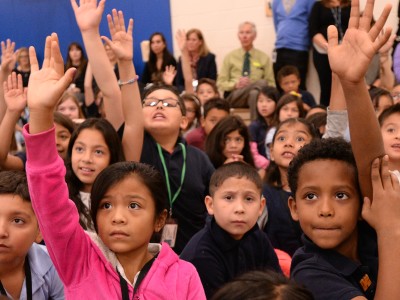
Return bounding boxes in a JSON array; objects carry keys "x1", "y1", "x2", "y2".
[
  {"x1": 248, "y1": 86, "x2": 280, "y2": 171},
  {"x1": 276, "y1": 65, "x2": 316, "y2": 111},
  {"x1": 263, "y1": 118, "x2": 319, "y2": 256},
  {"x1": 0, "y1": 170, "x2": 64, "y2": 299},
  {"x1": 53, "y1": 112, "x2": 75, "y2": 160},
  {"x1": 181, "y1": 93, "x2": 201, "y2": 137},
  {"x1": 369, "y1": 87, "x2": 393, "y2": 117},
  {"x1": 265, "y1": 93, "x2": 306, "y2": 159},
  {"x1": 211, "y1": 270, "x2": 313, "y2": 300},
  {"x1": 196, "y1": 78, "x2": 220, "y2": 105},
  {"x1": 186, "y1": 97, "x2": 230, "y2": 150},
  {"x1": 205, "y1": 115, "x2": 255, "y2": 169},
  {"x1": 23, "y1": 26, "x2": 206, "y2": 299},
  {"x1": 180, "y1": 162, "x2": 281, "y2": 299},
  {"x1": 65, "y1": 117, "x2": 125, "y2": 230},
  {"x1": 55, "y1": 91, "x2": 85, "y2": 122}
]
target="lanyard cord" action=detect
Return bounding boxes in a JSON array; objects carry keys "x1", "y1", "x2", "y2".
[
  {"x1": 0, "y1": 256, "x2": 32, "y2": 300},
  {"x1": 156, "y1": 143, "x2": 187, "y2": 215}
]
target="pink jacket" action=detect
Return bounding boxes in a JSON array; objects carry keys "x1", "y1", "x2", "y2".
[{"x1": 23, "y1": 125, "x2": 206, "y2": 299}]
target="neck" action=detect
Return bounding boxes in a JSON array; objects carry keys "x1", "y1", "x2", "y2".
[
  {"x1": 17, "y1": 65, "x2": 30, "y2": 72},
  {"x1": 278, "y1": 166, "x2": 290, "y2": 192},
  {"x1": 389, "y1": 159, "x2": 400, "y2": 173},
  {"x1": 242, "y1": 45, "x2": 253, "y2": 52},
  {"x1": 0, "y1": 258, "x2": 25, "y2": 299},
  {"x1": 152, "y1": 132, "x2": 179, "y2": 153},
  {"x1": 117, "y1": 247, "x2": 153, "y2": 284},
  {"x1": 156, "y1": 53, "x2": 163, "y2": 59}
]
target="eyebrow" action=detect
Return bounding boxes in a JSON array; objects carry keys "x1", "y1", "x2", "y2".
[{"x1": 74, "y1": 141, "x2": 108, "y2": 148}]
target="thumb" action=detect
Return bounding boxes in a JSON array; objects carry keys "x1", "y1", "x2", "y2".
[
  {"x1": 55, "y1": 67, "x2": 76, "y2": 94},
  {"x1": 361, "y1": 197, "x2": 372, "y2": 222},
  {"x1": 101, "y1": 36, "x2": 113, "y2": 47}
]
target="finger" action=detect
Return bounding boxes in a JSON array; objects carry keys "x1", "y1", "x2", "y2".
[
  {"x1": 327, "y1": 25, "x2": 339, "y2": 48},
  {"x1": 369, "y1": 3, "x2": 392, "y2": 41},
  {"x1": 380, "y1": 155, "x2": 392, "y2": 190},
  {"x1": 11, "y1": 71, "x2": 17, "y2": 89},
  {"x1": 7, "y1": 73, "x2": 12, "y2": 92},
  {"x1": 17, "y1": 74, "x2": 23, "y2": 92},
  {"x1": 43, "y1": 35, "x2": 52, "y2": 68},
  {"x1": 348, "y1": 0, "x2": 360, "y2": 29},
  {"x1": 374, "y1": 27, "x2": 392, "y2": 55},
  {"x1": 100, "y1": 36, "x2": 113, "y2": 48},
  {"x1": 3, "y1": 81, "x2": 8, "y2": 94},
  {"x1": 118, "y1": 10, "x2": 126, "y2": 32},
  {"x1": 106, "y1": 14, "x2": 116, "y2": 38},
  {"x1": 359, "y1": 0, "x2": 374, "y2": 32},
  {"x1": 56, "y1": 68, "x2": 77, "y2": 95},
  {"x1": 70, "y1": 0, "x2": 78, "y2": 12},
  {"x1": 127, "y1": 19, "x2": 134, "y2": 37},
  {"x1": 370, "y1": 157, "x2": 383, "y2": 190},
  {"x1": 29, "y1": 46, "x2": 39, "y2": 73},
  {"x1": 50, "y1": 38, "x2": 65, "y2": 75},
  {"x1": 97, "y1": 0, "x2": 106, "y2": 14},
  {"x1": 1, "y1": 41, "x2": 5, "y2": 54},
  {"x1": 361, "y1": 196, "x2": 372, "y2": 221},
  {"x1": 111, "y1": 9, "x2": 119, "y2": 32}
]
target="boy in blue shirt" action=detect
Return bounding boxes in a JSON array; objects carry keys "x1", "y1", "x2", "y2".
[
  {"x1": 180, "y1": 162, "x2": 281, "y2": 298},
  {"x1": 0, "y1": 170, "x2": 64, "y2": 299}
]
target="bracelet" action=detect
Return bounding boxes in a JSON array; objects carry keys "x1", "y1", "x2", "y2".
[{"x1": 118, "y1": 75, "x2": 139, "y2": 86}]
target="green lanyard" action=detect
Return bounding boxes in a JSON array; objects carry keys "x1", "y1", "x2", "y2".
[{"x1": 156, "y1": 143, "x2": 187, "y2": 216}]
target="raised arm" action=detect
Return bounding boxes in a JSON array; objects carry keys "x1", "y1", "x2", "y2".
[
  {"x1": 0, "y1": 72, "x2": 26, "y2": 170},
  {"x1": 376, "y1": 34, "x2": 395, "y2": 90},
  {"x1": 83, "y1": 62, "x2": 95, "y2": 108},
  {"x1": 175, "y1": 29, "x2": 194, "y2": 93},
  {"x1": 0, "y1": 40, "x2": 16, "y2": 122},
  {"x1": 327, "y1": 0, "x2": 391, "y2": 199},
  {"x1": 71, "y1": 0, "x2": 123, "y2": 130},
  {"x1": 101, "y1": 9, "x2": 143, "y2": 161}
]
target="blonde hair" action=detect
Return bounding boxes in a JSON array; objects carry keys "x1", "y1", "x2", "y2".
[
  {"x1": 186, "y1": 28, "x2": 210, "y2": 57},
  {"x1": 56, "y1": 91, "x2": 85, "y2": 119}
]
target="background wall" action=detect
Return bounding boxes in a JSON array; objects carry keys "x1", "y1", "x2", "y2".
[
  {"x1": 0, "y1": 0, "x2": 173, "y2": 76},
  {"x1": 170, "y1": 0, "x2": 399, "y2": 100}
]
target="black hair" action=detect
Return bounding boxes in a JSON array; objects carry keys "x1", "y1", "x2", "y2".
[
  {"x1": 369, "y1": 87, "x2": 393, "y2": 114},
  {"x1": 65, "y1": 42, "x2": 87, "y2": 79},
  {"x1": 209, "y1": 162, "x2": 262, "y2": 197},
  {"x1": 378, "y1": 102, "x2": 400, "y2": 126},
  {"x1": 265, "y1": 118, "x2": 319, "y2": 188},
  {"x1": 288, "y1": 137, "x2": 359, "y2": 198},
  {"x1": 142, "y1": 84, "x2": 186, "y2": 115},
  {"x1": 65, "y1": 118, "x2": 125, "y2": 230},
  {"x1": 203, "y1": 97, "x2": 230, "y2": 118},
  {"x1": 256, "y1": 86, "x2": 280, "y2": 125},
  {"x1": 270, "y1": 93, "x2": 306, "y2": 127},
  {"x1": 211, "y1": 270, "x2": 314, "y2": 300},
  {"x1": 197, "y1": 78, "x2": 219, "y2": 95},
  {"x1": 306, "y1": 112, "x2": 327, "y2": 138},
  {"x1": 277, "y1": 65, "x2": 300, "y2": 83},
  {"x1": 90, "y1": 161, "x2": 168, "y2": 233},
  {"x1": 0, "y1": 170, "x2": 30, "y2": 202},
  {"x1": 53, "y1": 111, "x2": 75, "y2": 135},
  {"x1": 181, "y1": 93, "x2": 201, "y2": 127},
  {"x1": 148, "y1": 32, "x2": 175, "y2": 75},
  {"x1": 205, "y1": 115, "x2": 255, "y2": 169}
]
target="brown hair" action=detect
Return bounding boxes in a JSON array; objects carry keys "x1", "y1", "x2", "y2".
[{"x1": 186, "y1": 28, "x2": 210, "y2": 57}]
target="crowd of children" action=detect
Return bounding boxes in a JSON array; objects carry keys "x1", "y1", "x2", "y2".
[{"x1": 1, "y1": 0, "x2": 400, "y2": 299}]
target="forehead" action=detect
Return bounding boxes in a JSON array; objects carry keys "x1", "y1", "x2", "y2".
[
  {"x1": 206, "y1": 108, "x2": 228, "y2": 119},
  {"x1": 188, "y1": 32, "x2": 199, "y2": 39},
  {"x1": 151, "y1": 35, "x2": 163, "y2": 42},
  {"x1": 76, "y1": 128, "x2": 107, "y2": 145},
  {"x1": 59, "y1": 98, "x2": 78, "y2": 106},
  {"x1": 276, "y1": 122, "x2": 309, "y2": 135},
  {"x1": 297, "y1": 159, "x2": 357, "y2": 188},
  {"x1": 381, "y1": 112, "x2": 400, "y2": 127},
  {"x1": 197, "y1": 83, "x2": 214, "y2": 91},
  {"x1": 216, "y1": 176, "x2": 260, "y2": 193},
  {"x1": 281, "y1": 74, "x2": 299, "y2": 82},
  {"x1": 239, "y1": 23, "x2": 254, "y2": 32},
  {"x1": 147, "y1": 89, "x2": 178, "y2": 100},
  {"x1": 0, "y1": 194, "x2": 35, "y2": 216}
]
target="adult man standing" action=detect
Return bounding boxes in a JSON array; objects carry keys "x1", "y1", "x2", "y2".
[
  {"x1": 217, "y1": 22, "x2": 275, "y2": 120},
  {"x1": 272, "y1": 0, "x2": 315, "y2": 90}
]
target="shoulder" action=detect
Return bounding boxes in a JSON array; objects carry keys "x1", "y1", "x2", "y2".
[
  {"x1": 29, "y1": 243, "x2": 54, "y2": 276},
  {"x1": 180, "y1": 226, "x2": 211, "y2": 261}
]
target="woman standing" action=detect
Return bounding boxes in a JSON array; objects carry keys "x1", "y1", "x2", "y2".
[
  {"x1": 141, "y1": 32, "x2": 176, "y2": 85},
  {"x1": 65, "y1": 42, "x2": 88, "y2": 95},
  {"x1": 309, "y1": 0, "x2": 350, "y2": 106}
]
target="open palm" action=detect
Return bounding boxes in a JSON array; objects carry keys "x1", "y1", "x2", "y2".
[{"x1": 70, "y1": 0, "x2": 105, "y2": 32}]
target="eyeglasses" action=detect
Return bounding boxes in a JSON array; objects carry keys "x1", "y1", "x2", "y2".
[{"x1": 142, "y1": 97, "x2": 180, "y2": 108}]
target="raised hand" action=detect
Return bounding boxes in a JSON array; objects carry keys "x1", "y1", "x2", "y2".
[
  {"x1": 162, "y1": 65, "x2": 177, "y2": 85},
  {"x1": 175, "y1": 29, "x2": 187, "y2": 52},
  {"x1": 362, "y1": 155, "x2": 400, "y2": 233},
  {"x1": 101, "y1": 9, "x2": 134, "y2": 62},
  {"x1": 27, "y1": 33, "x2": 75, "y2": 112},
  {"x1": 70, "y1": 0, "x2": 105, "y2": 32},
  {"x1": 1, "y1": 39, "x2": 16, "y2": 75},
  {"x1": 327, "y1": 0, "x2": 392, "y2": 84},
  {"x1": 3, "y1": 72, "x2": 27, "y2": 113}
]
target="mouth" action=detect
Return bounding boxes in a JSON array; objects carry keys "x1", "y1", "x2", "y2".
[
  {"x1": 79, "y1": 167, "x2": 95, "y2": 175},
  {"x1": 281, "y1": 151, "x2": 295, "y2": 158},
  {"x1": 110, "y1": 231, "x2": 129, "y2": 238},
  {"x1": 153, "y1": 112, "x2": 166, "y2": 120},
  {"x1": 231, "y1": 220, "x2": 246, "y2": 225},
  {"x1": 391, "y1": 144, "x2": 400, "y2": 149},
  {"x1": 313, "y1": 226, "x2": 340, "y2": 231}
]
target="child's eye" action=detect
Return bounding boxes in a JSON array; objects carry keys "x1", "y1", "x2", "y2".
[
  {"x1": 387, "y1": 128, "x2": 396, "y2": 133},
  {"x1": 336, "y1": 192, "x2": 349, "y2": 200},
  {"x1": 305, "y1": 193, "x2": 317, "y2": 200},
  {"x1": 95, "y1": 149, "x2": 104, "y2": 155},
  {"x1": 129, "y1": 202, "x2": 140, "y2": 209},
  {"x1": 296, "y1": 136, "x2": 305, "y2": 142},
  {"x1": 276, "y1": 136, "x2": 285, "y2": 142},
  {"x1": 74, "y1": 146, "x2": 84, "y2": 153},
  {"x1": 245, "y1": 196, "x2": 254, "y2": 202},
  {"x1": 224, "y1": 195, "x2": 233, "y2": 201},
  {"x1": 12, "y1": 218, "x2": 25, "y2": 225},
  {"x1": 101, "y1": 202, "x2": 112, "y2": 209},
  {"x1": 60, "y1": 135, "x2": 69, "y2": 140}
]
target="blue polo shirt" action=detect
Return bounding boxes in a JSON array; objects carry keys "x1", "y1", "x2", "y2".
[
  {"x1": 291, "y1": 222, "x2": 378, "y2": 300},
  {"x1": 180, "y1": 216, "x2": 282, "y2": 299}
]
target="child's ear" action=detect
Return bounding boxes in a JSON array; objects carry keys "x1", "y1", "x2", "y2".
[
  {"x1": 205, "y1": 195, "x2": 214, "y2": 215},
  {"x1": 34, "y1": 228, "x2": 43, "y2": 244},
  {"x1": 180, "y1": 115, "x2": 189, "y2": 130},
  {"x1": 258, "y1": 196, "x2": 266, "y2": 216},
  {"x1": 154, "y1": 209, "x2": 168, "y2": 233},
  {"x1": 269, "y1": 145, "x2": 275, "y2": 161},
  {"x1": 288, "y1": 196, "x2": 299, "y2": 221}
]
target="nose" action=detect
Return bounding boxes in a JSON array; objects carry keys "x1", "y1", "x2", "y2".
[
  {"x1": 234, "y1": 199, "x2": 245, "y2": 214},
  {"x1": 81, "y1": 150, "x2": 93, "y2": 163},
  {"x1": 0, "y1": 220, "x2": 9, "y2": 238},
  {"x1": 318, "y1": 198, "x2": 334, "y2": 217},
  {"x1": 112, "y1": 206, "x2": 127, "y2": 224}
]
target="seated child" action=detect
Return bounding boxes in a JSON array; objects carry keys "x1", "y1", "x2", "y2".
[
  {"x1": 211, "y1": 270, "x2": 313, "y2": 300},
  {"x1": 0, "y1": 170, "x2": 64, "y2": 299},
  {"x1": 196, "y1": 78, "x2": 220, "y2": 105},
  {"x1": 186, "y1": 98, "x2": 230, "y2": 151},
  {"x1": 276, "y1": 65, "x2": 316, "y2": 111},
  {"x1": 180, "y1": 162, "x2": 281, "y2": 298}
]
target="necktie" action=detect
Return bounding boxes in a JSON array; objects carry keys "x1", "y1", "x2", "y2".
[{"x1": 242, "y1": 52, "x2": 250, "y2": 76}]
